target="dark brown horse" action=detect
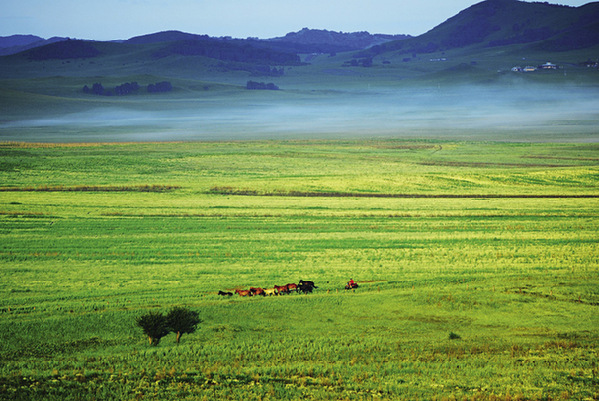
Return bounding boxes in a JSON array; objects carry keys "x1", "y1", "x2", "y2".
[{"x1": 250, "y1": 287, "x2": 266, "y2": 296}]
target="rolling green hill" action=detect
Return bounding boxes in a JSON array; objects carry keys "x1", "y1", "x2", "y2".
[
  {"x1": 0, "y1": 0, "x2": 597, "y2": 85},
  {"x1": 0, "y1": 0, "x2": 597, "y2": 81},
  {"x1": 358, "y1": 0, "x2": 599, "y2": 57}
]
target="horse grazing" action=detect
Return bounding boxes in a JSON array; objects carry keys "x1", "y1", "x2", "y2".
[
  {"x1": 250, "y1": 287, "x2": 266, "y2": 296},
  {"x1": 218, "y1": 290, "x2": 233, "y2": 296},
  {"x1": 274, "y1": 284, "x2": 290, "y2": 295},
  {"x1": 235, "y1": 289, "x2": 252, "y2": 297},
  {"x1": 263, "y1": 288, "x2": 277, "y2": 296}
]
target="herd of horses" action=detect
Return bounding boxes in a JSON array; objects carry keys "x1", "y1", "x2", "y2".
[{"x1": 218, "y1": 280, "x2": 318, "y2": 297}]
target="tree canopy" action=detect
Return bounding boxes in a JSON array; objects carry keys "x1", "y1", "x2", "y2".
[{"x1": 166, "y1": 307, "x2": 202, "y2": 344}]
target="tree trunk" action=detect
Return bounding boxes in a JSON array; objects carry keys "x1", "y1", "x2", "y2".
[{"x1": 176, "y1": 331, "x2": 181, "y2": 343}]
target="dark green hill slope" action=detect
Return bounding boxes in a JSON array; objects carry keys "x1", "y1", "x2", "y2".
[
  {"x1": 18, "y1": 36, "x2": 302, "y2": 66},
  {"x1": 360, "y1": 0, "x2": 599, "y2": 57},
  {"x1": 0, "y1": 37, "x2": 302, "y2": 80},
  {"x1": 151, "y1": 39, "x2": 301, "y2": 65},
  {"x1": 24, "y1": 39, "x2": 101, "y2": 60}
]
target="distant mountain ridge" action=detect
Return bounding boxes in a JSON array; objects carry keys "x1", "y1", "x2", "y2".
[
  {"x1": 0, "y1": 35, "x2": 43, "y2": 48},
  {"x1": 0, "y1": 35, "x2": 68, "y2": 56},
  {"x1": 124, "y1": 28, "x2": 408, "y2": 54},
  {"x1": 126, "y1": 31, "x2": 211, "y2": 45},
  {"x1": 268, "y1": 28, "x2": 410, "y2": 51},
  {"x1": 0, "y1": 28, "x2": 408, "y2": 57},
  {"x1": 1, "y1": 0, "x2": 598, "y2": 62}
]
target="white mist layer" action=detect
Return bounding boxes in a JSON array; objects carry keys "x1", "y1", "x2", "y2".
[{"x1": 2, "y1": 86, "x2": 598, "y2": 142}]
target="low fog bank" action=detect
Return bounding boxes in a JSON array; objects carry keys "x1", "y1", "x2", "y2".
[{"x1": 1, "y1": 85, "x2": 598, "y2": 142}]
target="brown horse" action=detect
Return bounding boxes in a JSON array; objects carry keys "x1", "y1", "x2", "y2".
[
  {"x1": 286, "y1": 283, "x2": 298, "y2": 292},
  {"x1": 235, "y1": 289, "x2": 252, "y2": 297},
  {"x1": 274, "y1": 285, "x2": 289, "y2": 295},
  {"x1": 250, "y1": 287, "x2": 266, "y2": 296}
]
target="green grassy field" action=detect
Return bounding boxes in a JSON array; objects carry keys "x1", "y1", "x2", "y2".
[{"x1": 1, "y1": 140, "x2": 598, "y2": 400}]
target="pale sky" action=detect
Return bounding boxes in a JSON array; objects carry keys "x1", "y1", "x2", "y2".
[{"x1": 0, "y1": 0, "x2": 592, "y2": 40}]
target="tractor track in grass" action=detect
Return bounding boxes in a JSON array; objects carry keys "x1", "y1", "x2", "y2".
[{"x1": 209, "y1": 187, "x2": 599, "y2": 199}]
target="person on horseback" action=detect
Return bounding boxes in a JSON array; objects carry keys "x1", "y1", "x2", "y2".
[{"x1": 348, "y1": 278, "x2": 355, "y2": 288}]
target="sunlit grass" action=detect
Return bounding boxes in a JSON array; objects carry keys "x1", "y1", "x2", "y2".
[{"x1": 0, "y1": 140, "x2": 598, "y2": 400}]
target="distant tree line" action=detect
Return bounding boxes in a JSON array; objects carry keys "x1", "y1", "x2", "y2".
[
  {"x1": 147, "y1": 81, "x2": 173, "y2": 93},
  {"x1": 531, "y1": 2, "x2": 574, "y2": 8},
  {"x1": 82, "y1": 81, "x2": 172, "y2": 96},
  {"x1": 114, "y1": 82, "x2": 140, "y2": 96},
  {"x1": 246, "y1": 81, "x2": 279, "y2": 90}
]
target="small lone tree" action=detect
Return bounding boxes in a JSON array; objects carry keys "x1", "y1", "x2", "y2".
[
  {"x1": 136, "y1": 311, "x2": 170, "y2": 346},
  {"x1": 166, "y1": 307, "x2": 202, "y2": 344}
]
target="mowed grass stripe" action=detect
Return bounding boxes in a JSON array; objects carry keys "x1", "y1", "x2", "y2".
[
  {"x1": 209, "y1": 186, "x2": 599, "y2": 198},
  {"x1": 0, "y1": 184, "x2": 181, "y2": 192}
]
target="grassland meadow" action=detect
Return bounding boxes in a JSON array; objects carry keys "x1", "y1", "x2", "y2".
[{"x1": 0, "y1": 140, "x2": 598, "y2": 400}]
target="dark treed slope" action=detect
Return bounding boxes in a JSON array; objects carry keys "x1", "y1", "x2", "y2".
[
  {"x1": 532, "y1": 2, "x2": 599, "y2": 51},
  {"x1": 150, "y1": 39, "x2": 302, "y2": 65},
  {"x1": 267, "y1": 28, "x2": 410, "y2": 52},
  {"x1": 11, "y1": 35, "x2": 302, "y2": 67},
  {"x1": 127, "y1": 31, "x2": 302, "y2": 65},
  {"x1": 24, "y1": 39, "x2": 101, "y2": 60},
  {"x1": 126, "y1": 29, "x2": 408, "y2": 56},
  {"x1": 357, "y1": 0, "x2": 599, "y2": 57}
]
